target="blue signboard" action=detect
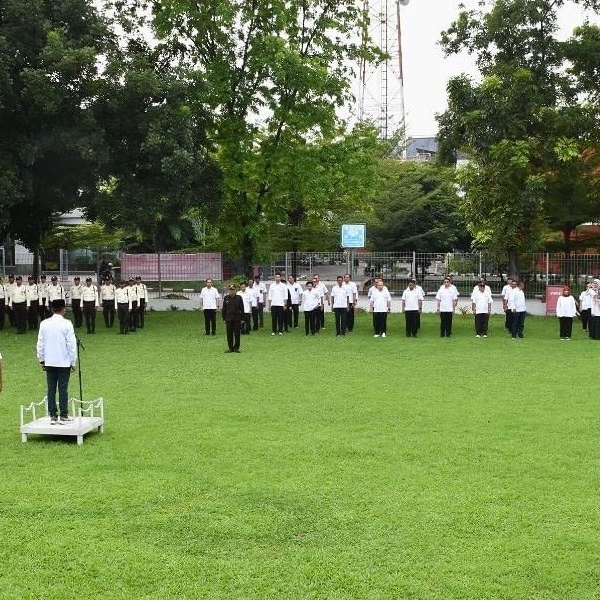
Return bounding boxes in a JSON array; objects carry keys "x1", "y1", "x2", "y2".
[{"x1": 341, "y1": 224, "x2": 366, "y2": 248}]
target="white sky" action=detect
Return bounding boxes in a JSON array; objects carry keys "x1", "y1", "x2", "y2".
[{"x1": 398, "y1": 0, "x2": 599, "y2": 137}]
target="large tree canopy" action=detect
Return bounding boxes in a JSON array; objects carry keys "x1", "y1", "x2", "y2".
[
  {"x1": 438, "y1": 0, "x2": 600, "y2": 274},
  {"x1": 0, "y1": 0, "x2": 112, "y2": 260}
]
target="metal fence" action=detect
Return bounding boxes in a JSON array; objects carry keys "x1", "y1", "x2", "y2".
[{"x1": 258, "y1": 251, "x2": 600, "y2": 297}]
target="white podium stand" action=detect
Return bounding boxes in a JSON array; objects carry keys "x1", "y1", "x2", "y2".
[{"x1": 20, "y1": 397, "x2": 104, "y2": 445}]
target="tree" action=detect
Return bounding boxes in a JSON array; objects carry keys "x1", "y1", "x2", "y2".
[
  {"x1": 0, "y1": 0, "x2": 112, "y2": 270},
  {"x1": 137, "y1": 0, "x2": 382, "y2": 273},
  {"x1": 87, "y1": 40, "x2": 222, "y2": 252},
  {"x1": 438, "y1": 0, "x2": 600, "y2": 275},
  {"x1": 370, "y1": 161, "x2": 471, "y2": 253}
]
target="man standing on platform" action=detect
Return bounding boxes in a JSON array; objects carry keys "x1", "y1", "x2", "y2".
[
  {"x1": 200, "y1": 278, "x2": 220, "y2": 335},
  {"x1": 36, "y1": 299, "x2": 77, "y2": 424},
  {"x1": 222, "y1": 284, "x2": 244, "y2": 353}
]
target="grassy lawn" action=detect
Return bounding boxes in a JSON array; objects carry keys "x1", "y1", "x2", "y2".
[{"x1": 0, "y1": 311, "x2": 598, "y2": 599}]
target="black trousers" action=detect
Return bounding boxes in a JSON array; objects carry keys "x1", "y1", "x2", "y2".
[
  {"x1": 225, "y1": 319, "x2": 241, "y2": 350},
  {"x1": 333, "y1": 307, "x2": 347, "y2": 335},
  {"x1": 287, "y1": 304, "x2": 299, "y2": 328},
  {"x1": 242, "y1": 313, "x2": 251, "y2": 334},
  {"x1": 72, "y1": 299, "x2": 83, "y2": 328},
  {"x1": 304, "y1": 309, "x2": 317, "y2": 335},
  {"x1": 347, "y1": 304, "x2": 355, "y2": 331},
  {"x1": 474, "y1": 313, "x2": 489, "y2": 336},
  {"x1": 258, "y1": 303, "x2": 264, "y2": 326},
  {"x1": 559, "y1": 316, "x2": 573, "y2": 339},
  {"x1": 117, "y1": 303, "x2": 129, "y2": 333},
  {"x1": 83, "y1": 301, "x2": 96, "y2": 333},
  {"x1": 251, "y1": 307, "x2": 259, "y2": 331},
  {"x1": 581, "y1": 308, "x2": 591, "y2": 332},
  {"x1": 203, "y1": 308, "x2": 216, "y2": 334},
  {"x1": 440, "y1": 311, "x2": 453, "y2": 337},
  {"x1": 372, "y1": 311, "x2": 387, "y2": 335},
  {"x1": 13, "y1": 302, "x2": 27, "y2": 333},
  {"x1": 404, "y1": 310, "x2": 419, "y2": 336},
  {"x1": 271, "y1": 306, "x2": 285, "y2": 333},
  {"x1": 102, "y1": 300, "x2": 115, "y2": 327},
  {"x1": 0, "y1": 300, "x2": 5, "y2": 329},
  {"x1": 129, "y1": 301, "x2": 138, "y2": 331},
  {"x1": 511, "y1": 311, "x2": 526, "y2": 338},
  {"x1": 27, "y1": 304, "x2": 39, "y2": 329},
  {"x1": 138, "y1": 298, "x2": 146, "y2": 328}
]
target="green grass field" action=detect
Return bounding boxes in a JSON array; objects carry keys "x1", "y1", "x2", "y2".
[{"x1": 1, "y1": 311, "x2": 599, "y2": 599}]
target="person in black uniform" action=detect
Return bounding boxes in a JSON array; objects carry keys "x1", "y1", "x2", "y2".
[{"x1": 221, "y1": 284, "x2": 244, "y2": 353}]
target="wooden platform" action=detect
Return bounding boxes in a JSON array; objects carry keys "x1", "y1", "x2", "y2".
[{"x1": 20, "y1": 397, "x2": 104, "y2": 445}]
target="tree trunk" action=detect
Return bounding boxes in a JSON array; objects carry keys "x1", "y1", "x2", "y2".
[{"x1": 507, "y1": 249, "x2": 519, "y2": 279}]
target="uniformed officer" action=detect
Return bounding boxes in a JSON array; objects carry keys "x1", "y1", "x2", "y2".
[
  {"x1": 128, "y1": 278, "x2": 138, "y2": 332},
  {"x1": 81, "y1": 277, "x2": 99, "y2": 334},
  {"x1": 9, "y1": 275, "x2": 27, "y2": 333},
  {"x1": 100, "y1": 277, "x2": 116, "y2": 328},
  {"x1": 114, "y1": 280, "x2": 131, "y2": 334},
  {"x1": 70, "y1": 276, "x2": 83, "y2": 328},
  {"x1": 135, "y1": 276, "x2": 148, "y2": 328},
  {"x1": 25, "y1": 275, "x2": 40, "y2": 329}
]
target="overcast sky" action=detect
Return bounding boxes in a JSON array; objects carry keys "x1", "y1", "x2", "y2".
[{"x1": 397, "y1": 0, "x2": 599, "y2": 137}]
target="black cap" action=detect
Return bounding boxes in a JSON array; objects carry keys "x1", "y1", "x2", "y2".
[
  {"x1": 129, "y1": 277, "x2": 134, "y2": 282},
  {"x1": 51, "y1": 276, "x2": 58, "y2": 281},
  {"x1": 40, "y1": 274, "x2": 46, "y2": 279},
  {"x1": 28, "y1": 275, "x2": 34, "y2": 280},
  {"x1": 74, "y1": 276, "x2": 80, "y2": 281},
  {"x1": 51, "y1": 299, "x2": 66, "y2": 310},
  {"x1": 9, "y1": 274, "x2": 15, "y2": 278},
  {"x1": 86, "y1": 277, "x2": 92, "y2": 282},
  {"x1": 135, "y1": 276, "x2": 141, "y2": 280},
  {"x1": 16, "y1": 275, "x2": 22, "y2": 280}
]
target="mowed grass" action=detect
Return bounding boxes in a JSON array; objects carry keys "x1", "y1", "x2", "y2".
[{"x1": 0, "y1": 311, "x2": 599, "y2": 599}]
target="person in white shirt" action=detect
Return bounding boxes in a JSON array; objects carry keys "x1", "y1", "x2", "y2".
[
  {"x1": 0, "y1": 277, "x2": 7, "y2": 330},
  {"x1": 246, "y1": 279, "x2": 260, "y2": 331},
  {"x1": 268, "y1": 273, "x2": 289, "y2": 335},
  {"x1": 47, "y1": 276, "x2": 65, "y2": 303},
  {"x1": 6, "y1": 274, "x2": 16, "y2": 327},
  {"x1": 302, "y1": 280, "x2": 321, "y2": 335},
  {"x1": 436, "y1": 277, "x2": 459, "y2": 337},
  {"x1": 25, "y1": 275, "x2": 40, "y2": 330},
  {"x1": 135, "y1": 276, "x2": 148, "y2": 328},
  {"x1": 36, "y1": 299, "x2": 77, "y2": 424},
  {"x1": 100, "y1": 277, "x2": 115, "y2": 328},
  {"x1": 331, "y1": 275, "x2": 349, "y2": 336},
  {"x1": 38, "y1": 274, "x2": 49, "y2": 319},
  {"x1": 369, "y1": 280, "x2": 391, "y2": 337},
  {"x1": 508, "y1": 280, "x2": 527, "y2": 339},
  {"x1": 70, "y1": 277, "x2": 84, "y2": 328},
  {"x1": 237, "y1": 281, "x2": 253, "y2": 334},
  {"x1": 200, "y1": 278, "x2": 220, "y2": 335},
  {"x1": 9, "y1": 275, "x2": 28, "y2": 334},
  {"x1": 343, "y1": 273, "x2": 358, "y2": 332},
  {"x1": 286, "y1": 274, "x2": 303, "y2": 330},
  {"x1": 253, "y1": 275, "x2": 266, "y2": 328},
  {"x1": 590, "y1": 280, "x2": 600, "y2": 340},
  {"x1": 114, "y1": 280, "x2": 132, "y2": 334},
  {"x1": 128, "y1": 278, "x2": 139, "y2": 333},
  {"x1": 312, "y1": 274, "x2": 329, "y2": 331},
  {"x1": 501, "y1": 277, "x2": 515, "y2": 332},
  {"x1": 556, "y1": 286, "x2": 577, "y2": 340},
  {"x1": 579, "y1": 282, "x2": 594, "y2": 335},
  {"x1": 401, "y1": 279, "x2": 423, "y2": 337},
  {"x1": 471, "y1": 281, "x2": 493, "y2": 337},
  {"x1": 82, "y1": 277, "x2": 100, "y2": 334}
]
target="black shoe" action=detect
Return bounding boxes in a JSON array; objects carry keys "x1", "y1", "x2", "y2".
[
  {"x1": 225, "y1": 349, "x2": 233, "y2": 353},
  {"x1": 234, "y1": 349, "x2": 241, "y2": 353}
]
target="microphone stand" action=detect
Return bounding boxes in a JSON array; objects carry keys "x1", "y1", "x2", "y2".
[{"x1": 76, "y1": 336, "x2": 85, "y2": 414}]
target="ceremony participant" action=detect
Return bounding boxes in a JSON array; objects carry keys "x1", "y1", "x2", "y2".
[
  {"x1": 302, "y1": 280, "x2": 321, "y2": 335},
  {"x1": 200, "y1": 278, "x2": 220, "y2": 335},
  {"x1": 508, "y1": 280, "x2": 527, "y2": 339},
  {"x1": 69, "y1": 276, "x2": 83, "y2": 328},
  {"x1": 37, "y1": 299, "x2": 77, "y2": 424},
  {"x1": 222, "y1": 284, "x2": 244, "y2": 353},
  {"x1": 343, "y1": 274, "x2": 358, "y2": 332},
  {"x1": 369, "y1": 279, "x2": 391, "y2": 337},
  {"x1": 128, "y1": 278, "x2": 139, "y2": 332},
  {"x1": 590, "y1": 280, "x2": 600, "y2": 340},
  {"x1": 501, "y1": 277, "x2": 514, "y2": 332},
  {"x1": 0, "y1": 347, "x2": 3, "y2": 392},
  {"x1": 47, "y1": 276, "x2": 65, "y2": 308},
  {"x1": 579, "y1": 282, "x2": 593, "y2": 334},
  {"x1": 556, "y1": 286, "x2": 577, "y2": 340},
  {"x1": 247, "y1": 278, "x2": 260, "y2": 331},
  {"x1": 6, "y1": 274, "x2": 16, "y2": 326},
  {"x1": 471, "y1": 280, "x2": 493, "y2": 337},
  {"x1": 82, "y1": 277, "x2": 99, "y2": 334},
  {"x1": 253, "y1": 275, "x2": 266, "y2": 327},
  {"x1": 237, "y1": 281, "x2": 252, "y2": 334},
  {"x1": 0, "y1": 277, "x2": 7, "y2": 330},
  {"x1": 268, "y1": 273, "x2": 288, "y2": 335},
  {"x1": 331, "y1": 275, "x2": 349, "y2": 336},
  {"x1": 312, "y1": 274, "x2": 329, "y2": 331},
  {"x1": 100, "y1": 277, "x2": 116, "y2": 328},
  {"x1": 38, "y1": 274, "x2": 49, "y2": 319},
  {"x1": 25, "y1": 276, "x2": 40, "y2": 330},
  {"x1": 9, "y1": 275, "x2": 28, "y2": 334},
  {"x1": 436, "y1": 276, "x2": 458, "y2": 338},
  {"x1": 401, "y1": 279, "x2": 423, "y2": 338},
  {"x1": 286, "y1": 274, "x2": 303, "y2": 329},
  {"x1": 135, "y1": 276, "x2": 148, "y2": 328},
  {"x1": 472, "y1": 276, "x2": 492, "y2": 296},
  {"x1": 114, "y1": 280, "x2": 132, "y2": 334}
]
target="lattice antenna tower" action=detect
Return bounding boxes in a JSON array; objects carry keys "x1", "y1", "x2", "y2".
[{"x1": 357, "y1": 0, "x2": 408, "y2": 142}]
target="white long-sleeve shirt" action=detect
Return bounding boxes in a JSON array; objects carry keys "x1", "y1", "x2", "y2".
[
  {"x1": 556, "y1": 295, "x2": 577, "y2": 318},
  {"x1": 36, "y1": 313, "x2": 77, "y2": 368}
]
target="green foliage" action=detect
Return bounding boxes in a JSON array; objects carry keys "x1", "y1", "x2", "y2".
[{"x1": 370, "y1": 161, "x2": 471, "y2": 252}]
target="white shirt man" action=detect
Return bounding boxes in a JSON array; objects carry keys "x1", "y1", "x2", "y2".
[
  {"x1": 286, "y1": 275, "x2": 303, "y2": 329},
  {"x1": 471, "y1": 282, "x2": 493, "y2": 337},
  {"x1": 343, "y1": 274, "x2": 358, "y2": 332},
  {"x1": 47, "y1": 277, "x2": 65, "y2": 302},
  {"x1": 311, "y1": 275, "x2": 329, "y2": 331},
  {"x1": 369, "y1": 282, "x2": 391, "y2": 337},
  {"x1": 331, "y1": 277, "x2": 349, "y2": 336},
  {"x1": 268, "y1": 274, "x2": 289, "y2": 335},
  {"x1": 401, "y1": 279, "x2": 424, "y2": 338},
  {"x1": 200, "y1": 279, "x2": 220, "y2": 335},
  {"x1": 436, "y1": 278, "x2": 459, "y2": 338}
]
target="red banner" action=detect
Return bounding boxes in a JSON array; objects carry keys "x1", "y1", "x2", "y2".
[{"x1": 121, "y1": 253, "x2": 222, "y2": 281}]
